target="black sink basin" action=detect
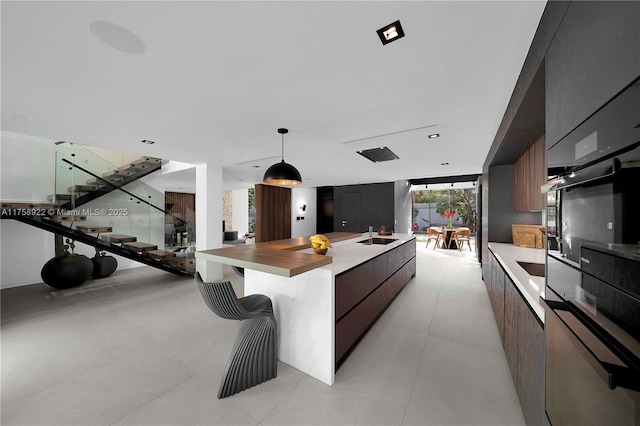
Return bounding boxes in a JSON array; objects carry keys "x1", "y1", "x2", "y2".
[
  {"x1": 516, "y1": 261, "x2": 545, "y2": 277},
  {"x1": 357, "y1": 238, "x2": 398, "y2": 245}
]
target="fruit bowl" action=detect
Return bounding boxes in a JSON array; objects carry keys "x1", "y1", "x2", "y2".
[{"x1": 313, "y1": 247, "x2": 328, "y2": 255}]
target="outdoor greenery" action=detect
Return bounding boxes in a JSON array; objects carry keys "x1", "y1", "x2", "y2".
[
  {"x1": 413, "y1": 188, "x2": 477, "y2": 231},
  {"x1": 248, "y1": 188, "x2": 256, "y2": 233}
]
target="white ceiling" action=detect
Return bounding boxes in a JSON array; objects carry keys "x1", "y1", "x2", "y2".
[{"x1": 1, "y1": 1, "x2": 546, "y2": 190}]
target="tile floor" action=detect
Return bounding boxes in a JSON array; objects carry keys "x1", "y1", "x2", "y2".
[{"x1": 1, "y1": 241, "x2": 525, "y2": 425}]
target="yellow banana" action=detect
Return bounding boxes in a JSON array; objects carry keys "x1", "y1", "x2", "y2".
[{"x1": 309, "y1": 234, "x2": 333, "y2": 249}]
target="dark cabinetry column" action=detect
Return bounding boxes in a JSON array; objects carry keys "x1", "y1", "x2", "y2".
[{"x1": 546, "y1": 1, "x2": 640, "y2": 147}]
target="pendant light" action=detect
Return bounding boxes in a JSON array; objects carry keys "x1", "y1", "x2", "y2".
[{"x1": 263, "y1": 128, "x2": 302, "y2": 185}]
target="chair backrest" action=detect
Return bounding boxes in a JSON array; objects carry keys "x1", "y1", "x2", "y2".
[
  {"x1": 195, "y1": 272, "x2": 247, "y2": 320},
  {"x1": 427, "y1": 227, "x2": 442, "y2": 236},
  {"x1": 455, "y1": 229, "x2": 471, "y2": 238}
]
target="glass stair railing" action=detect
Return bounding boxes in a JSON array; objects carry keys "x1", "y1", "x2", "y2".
[{"x1": 2, "y1": 142, "x2": 197, "y2": 275}]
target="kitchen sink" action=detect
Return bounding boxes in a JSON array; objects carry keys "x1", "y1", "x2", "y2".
[
  {"x1": 357, "y1": 238, "x2": 398, "y2": 245},
  {"x1": 516, "y1": 261, "x2": 545, "y2": 277}
]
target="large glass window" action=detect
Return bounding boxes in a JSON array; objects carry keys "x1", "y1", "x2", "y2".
[{"x1": 412, "y1": 186, "x2": 477, "y2": 232}]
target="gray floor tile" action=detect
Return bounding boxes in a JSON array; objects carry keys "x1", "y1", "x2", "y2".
[
  {"x1": 403, "y1": 335, "x2": 524, "y2": 426},
  {"x1": 1, "y1": 345, "x2": 195, "y2": 425},
  {"x1": 1, "y1": 247, "x2": 525, "y2": 426}
]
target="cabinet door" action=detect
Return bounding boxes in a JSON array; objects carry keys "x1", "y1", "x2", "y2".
[
  {"x1": 516, "y1": 299, "x2": 545, "y2": 426},
  {"x1": 513, "y1": 135, "x2": 545, "y2": 212},
  {"x1": 614, "y1": 256, "x2": 640, "y2": 299},
  {"x1": 491, "y1": 261, "x2": 505, "y2": 341},
  {"x1": 335, "y1": 262, "x2": 372, "y2": 320},
  {"x1": 513, "y1": 148, "x2": 531, "y2": 212},
  {"x1": 580, "y1": 247, "x2": 614, "y2": 284},
  {"x1": 503, "y1": 278, "x2": 519, "y2": 382},
  {"x1": 546, "y1": 1, "x2": 640, "y2": 147},
  {"x1": 335, "y1": 296, "x2": 372, "y2": 364}
]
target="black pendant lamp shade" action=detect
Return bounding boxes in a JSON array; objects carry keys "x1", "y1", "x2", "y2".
[{"x1": 263, "y1": 128, "x2": 302, "y2": 185}]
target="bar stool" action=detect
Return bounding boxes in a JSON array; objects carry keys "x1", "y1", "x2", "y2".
[{"x1": 195, "y1": 272, "x2": 277, "y2": 398}]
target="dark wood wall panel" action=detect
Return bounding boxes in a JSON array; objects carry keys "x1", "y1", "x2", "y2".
[
  {"x1": 165, "y1": 191, "x2": 196, "y2": 226},
  {"x1": 513, "y1": 135, "x2": 546, "y2": 212},
  {"x1": 254, "y1": 184, "x2": 291, "y2": 243}
]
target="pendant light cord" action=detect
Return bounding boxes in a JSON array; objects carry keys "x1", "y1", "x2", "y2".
[{"x1": 281, "y1": 133, "x2": 284, "y2": 161}]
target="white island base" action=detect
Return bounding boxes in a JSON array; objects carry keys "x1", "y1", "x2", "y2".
[
  {"x1": 245, "y1": 267, "x2": 335, "y2": 385},
  {"x1": 243, "y1": 234, "x2": 417, "y2": 386}
]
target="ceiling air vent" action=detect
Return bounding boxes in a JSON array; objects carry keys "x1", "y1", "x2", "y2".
[{"x1": 357, "y1": 146, "x2": 399, "y2": 163}]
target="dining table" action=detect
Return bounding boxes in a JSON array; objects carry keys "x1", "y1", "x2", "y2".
[{"x1": 439, "y1": 226, "x2": 469, "y2": 249}]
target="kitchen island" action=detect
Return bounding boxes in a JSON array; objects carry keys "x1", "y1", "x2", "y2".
[{"x1": 196, "y1": 232, "x2": 416, "y2": 385}]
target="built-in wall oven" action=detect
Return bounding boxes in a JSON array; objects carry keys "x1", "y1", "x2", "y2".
[{"x1": 544, "y1": 78, "x2": 640, "y2": 425}]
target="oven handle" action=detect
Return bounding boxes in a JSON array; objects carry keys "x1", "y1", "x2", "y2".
[{"x1": 541, "y1": 297, "x2": 640, "y2": 392}]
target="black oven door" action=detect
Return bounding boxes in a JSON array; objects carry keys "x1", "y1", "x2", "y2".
[{"x1": 543, "y1": 282, "x2": 640, "y2": 425}]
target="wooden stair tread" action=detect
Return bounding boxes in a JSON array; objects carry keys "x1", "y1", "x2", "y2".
[
  {"x1": 123, "y1": 242, "x2": 158, "y2": 252},
  {"x1": 148, "y1": 249, "x2": 176, "y2": 259},
  {"x1": 102, "y1": 170, "x2": 135, "y2": 178},
  {"x1": 117, "y1": 163, "x2": 149, "y2": 172},
  {"x1": 51, "y1": 215, "x2": 87, "y2": 222},
  {"x1": 85, "y1": 177, "x2": 110, "y2": 185},
  {"x1": 101, "y1": 234, "x2": 137, "y2": 243},
  {"x1": 137, "y1": 156, "x2": 162, "y2": 165},
  {"x1": 1, "y1": 202, "x2": 59, "y2": 210},
  {"x1": 47, "y1": 194, "x2": 75, "y2": 201},
  {"x1": 165, "y1": 256, "x2": 187, "y2": 265},
  {"x1": 77, "y1": 226, "x2": 113, "y2": 233},
  {"x1": 68, "y1": 184, "x2": 99, "y2": 192}
]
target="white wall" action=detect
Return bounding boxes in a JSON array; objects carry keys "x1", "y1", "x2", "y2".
[
  {"x1": 291, "y1": 187, "x2": 317, "y2": 238},
  {"x1": 232, "y1": 189, "x2": 249, "y2": 237},
  {"x1": 1, "y1": 132, "x2": 57, "y2": 202},
  {"x1": 394, "y1": 180, "x2": 412, "y2": 234}
]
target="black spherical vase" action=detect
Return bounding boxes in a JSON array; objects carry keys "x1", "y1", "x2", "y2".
[
  {"x1": 91, "y1": 254, "x2": 118, "y2": 279},
  {"x1": 41, "y1": 254, "x2": 94, "y2": 289}
]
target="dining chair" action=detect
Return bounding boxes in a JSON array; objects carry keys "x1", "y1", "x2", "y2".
[
  {"x1": 449, "y1": 228, "x2": 472, "y2": 251},
  {"x1": 426, "y1": 227, "x2": 443, "y2": 249},
  {"x1": 195, "y1": 273, "x2": 277, "y2": 398}
]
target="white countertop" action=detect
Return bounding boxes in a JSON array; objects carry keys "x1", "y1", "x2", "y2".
[
  {"x1": 488, "y1": 242, "x2": 545, "y2": 323},
  {"x1": 299, "y1": 233, "x2": 415, "y2": 275}
]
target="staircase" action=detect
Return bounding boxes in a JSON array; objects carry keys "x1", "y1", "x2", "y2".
[
  {"x1": 50, "y1": 155, "x2": 162, "y2": 209},
  {"x1": 1, "y1": 145, "x2": 195, "y2": 276}
]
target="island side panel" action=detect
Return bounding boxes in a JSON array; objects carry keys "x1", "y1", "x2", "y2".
[{"x1": 244, "y1": 267, "x2": 335, "y2": 385}]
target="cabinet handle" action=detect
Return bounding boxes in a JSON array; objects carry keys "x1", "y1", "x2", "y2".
[{"x1": 580, "y1": 257, "x2": 591, "y2": 264}]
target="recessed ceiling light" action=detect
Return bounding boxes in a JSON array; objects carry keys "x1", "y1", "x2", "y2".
[
  {"x1": 141, "y1": 139, "x2": 155, "y2": 144},
  {"x1": 89, "y1": 20, "x2": 145, "y2": 54},
  {"x1": 441, "y1": 162, "x2": 449, "y2": 166},
  {"x1": 428, "y1": 133, "x2": 440, "y2": 139},
  {"x1": 376, "y1": 20, "x2": 405, "y2": 45}
]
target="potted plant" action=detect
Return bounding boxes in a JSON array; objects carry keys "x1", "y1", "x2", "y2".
[{"x1": 41, "y1": 237, "x2": 94, "y2": 289}]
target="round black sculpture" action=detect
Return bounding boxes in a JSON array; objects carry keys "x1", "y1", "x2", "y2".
[
  {"x1": 41, "y1": 254, "x2": 94, "y2": 289},
  {"x1": 91, "y1": 253, "x2": 117, "y2": 278}
]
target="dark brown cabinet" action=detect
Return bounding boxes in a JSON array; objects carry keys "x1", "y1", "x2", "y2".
[
  {"x1": 486, "y1": 249, "x2": 545, "y2": 426},
  {"x1": 335, "y1": 240, "x2": 416, "y2": 366},
  {"x1": 516, "y1": 300, "x2": 545, "y2": 426},
  {"x1": 546, "y1": 1, "x2": 640, "y2": 148},
  {"x1": 513, "y1": 135, "x2": 545, "y2": 212},
  {"x1": 503, "y1": 279, "x2": 519, "y2": 381}
]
